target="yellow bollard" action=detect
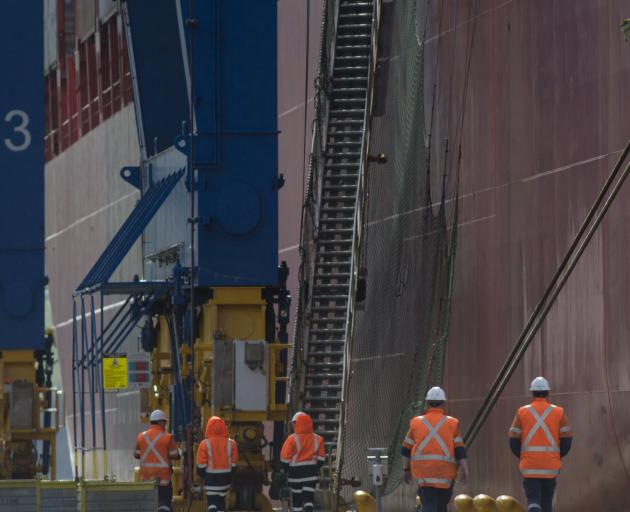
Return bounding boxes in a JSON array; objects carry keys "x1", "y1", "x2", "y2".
[
  {"x1": 353, "y1": 490, "x2": 377, "y2": 512},
  {"x1": 495, "y1": 495, "x2": 525, "y2": 512},
  {"x1": 454, "y1": 494, "x2": 475, "y2": 512},
  {"x1": 473, "y1": 494, "x2": 499, "y2": 511}
]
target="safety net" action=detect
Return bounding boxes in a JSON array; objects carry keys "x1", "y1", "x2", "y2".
[
  {"x1": 334, "y1": 0, "x2": 460, "y2": 498},
  {"x1": 291, "y1": 0, "x2": 462, "y2": 500}
]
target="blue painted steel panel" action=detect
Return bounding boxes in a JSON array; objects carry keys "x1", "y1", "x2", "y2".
[
  {"x1": 77, "y1": 169, "x2": 185, "y2": 291},
  {"x1": 180, "y1": 0, "x2": 279, "y2": 286},
  {"x1": 0, "y1": 1, "x2": 44, "y2": 349},
  {"x1": 124, "y1": 0, "x2": 189, "y2": 156}
]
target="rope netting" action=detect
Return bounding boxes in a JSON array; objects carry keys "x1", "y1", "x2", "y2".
[
  {"x1": 335, "y1": 0, "x2": 460, "y2": 496},
  {"x1": 290, "y1": 0, "x2": 461, "y2": 498}
]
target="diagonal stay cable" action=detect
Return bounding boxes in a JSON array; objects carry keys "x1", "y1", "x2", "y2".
[{"x1": 465, "y1": 139, "x2": 630, "y2": 446}]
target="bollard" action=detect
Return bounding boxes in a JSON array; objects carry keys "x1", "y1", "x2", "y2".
[
  {"x1": 454, "y1": 494, "x2": 475, "y2": 512},
  {"x1": 353, "y1": 490, "x2": 377, "y2": 512},
  {"x1": 495, "y1": 495, "x2": 525, "y2": 512},
  {"x1": 473, "y1": 494, "x2": 499, "y2": 511}
]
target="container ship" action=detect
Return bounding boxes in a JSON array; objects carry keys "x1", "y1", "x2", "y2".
[{"x1": 0, "y1": 0, "x2": 627, "y2": 510}]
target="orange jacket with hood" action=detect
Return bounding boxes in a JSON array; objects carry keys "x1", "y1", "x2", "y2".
[
  {"x1": 196, "y1": 416, "x2": 239, "y2": 473},
  {"x1": 280, "y1": 413, "x2": 326, "y2": 468}
]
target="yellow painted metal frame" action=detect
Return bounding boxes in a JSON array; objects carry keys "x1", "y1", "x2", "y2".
[
  {"x1": 0, "y1": 350, "x2": 61, "y2": 479},
  {"x1": 143, "y1": 287, "x2": 291, "y2": 511},
  {"x1": 141, "y1": 287, "x2": 288, "y2": 426},
  {"x1": 196, "y1": 287, "x2": 288, "y2": 424}
]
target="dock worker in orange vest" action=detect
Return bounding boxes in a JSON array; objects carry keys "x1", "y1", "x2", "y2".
[
  {"x1": 196, "y1": 416, "x2": 239, "y2": 512},
  {"x1": 401, "y1": 387, "x2": 469, "y2": 512},
  {"x1": 134, "y1": 409, "x2": 181, "y2": 512},
  {"x1": 280, "y1": 412, "x2": 326, "y2": 512},
  {"x1": 509, "y1": 377, "x2": 572, "y2": 512}
]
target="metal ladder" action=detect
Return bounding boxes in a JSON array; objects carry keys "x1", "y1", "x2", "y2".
[{"x1": 302, "y1": 0, "x2": 375, "y2": 475}]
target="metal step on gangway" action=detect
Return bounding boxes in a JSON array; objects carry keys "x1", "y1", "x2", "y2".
[{"x1": 297, "y1": 0, "x2": 381, "y2": 490}]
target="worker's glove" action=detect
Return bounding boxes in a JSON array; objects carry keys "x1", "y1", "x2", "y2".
[{"x1": 403, "y1": 468, "x2": 411, "y2": 484}]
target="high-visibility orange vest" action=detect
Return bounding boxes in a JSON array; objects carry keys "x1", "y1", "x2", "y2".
[
  {"x1": 196, "y1": 417, "x2": 239, "y2": 474},
  {"x1": 510, "y1": 398, "x2": 571, "y2": 479},
  {"x1": 403, "y1": 408, "x2": 463, "y2": 489},
  {"x1": 280, "y1": 413, "x2": 326, "y2": 468},
  {"x1": 135, "y1": 425, "x2": 179, "y2": 486}
]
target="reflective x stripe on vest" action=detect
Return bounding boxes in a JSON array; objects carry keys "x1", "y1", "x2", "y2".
[
  {"x1": 523, "y1": 405, "x2": 559, "y2": 453},
  {"x1": 411, "y1": 416, "x2": 455, "y2": 464},
  {"x1": 290, "y1": 433, "x2": 318, "y2": 466},
  {"x1": 522, "y1": 469, "x2": 559, "y2": 476},
  {"x1": 203, "y1": 439, "x2": 232, "y2": 473},
  {"x1": 415, "y1": 477, "x2": 453, "y2": 486},
  {"x1": 140, "y1": 432, "x2": 169, "y2": 468}
]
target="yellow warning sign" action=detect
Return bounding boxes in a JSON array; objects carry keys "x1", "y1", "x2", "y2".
[{"x1": 103, "y1": 355, "x2": 128, "y2": 390}]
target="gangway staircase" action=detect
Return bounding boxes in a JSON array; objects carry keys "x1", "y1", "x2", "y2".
[{"x1": 294, "y1": 0, "x2": 381, "y2": 490}]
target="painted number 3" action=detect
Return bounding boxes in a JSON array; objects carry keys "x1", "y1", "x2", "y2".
[{"x1": 4, "y1": 110, "x2": 31, "y2": 152}]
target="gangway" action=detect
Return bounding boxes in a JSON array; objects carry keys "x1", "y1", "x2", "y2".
[{"x1": 292, "y1": 0, "x2": 381, "y2": 492}]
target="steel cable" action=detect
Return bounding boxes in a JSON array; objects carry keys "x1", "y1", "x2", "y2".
[
  {"x1": 339, "y1": 0, "x2": 460, "y2": 496},
  {"x1": 465, "y1": 139, "x2": 630, "y2": 446}
]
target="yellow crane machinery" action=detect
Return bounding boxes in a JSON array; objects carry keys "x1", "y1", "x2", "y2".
[
  {"x1": 138, "y1": 287, "x2": 289, "y2": 511},
  {"x1": 0, "y1": 332, "x2": 61, "y2": 480},
  {"x1": 66, "y1": 1, "x2": 293, "y2": 509}
]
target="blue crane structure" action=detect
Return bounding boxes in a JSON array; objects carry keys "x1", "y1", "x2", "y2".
[
  {"x1": 0, "y1": 0, "x2": 45, "y2": 351},
  {"x1": 0, "y1": 0, "x2": 60, "y2": 481},
  {"x1": 71, "y1": 1, "x2": 290, "y2": 510}
]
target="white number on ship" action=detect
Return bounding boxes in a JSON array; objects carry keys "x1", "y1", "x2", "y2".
[{"x1": 3, "y1": 110, "x2": 31, "y2": 152}]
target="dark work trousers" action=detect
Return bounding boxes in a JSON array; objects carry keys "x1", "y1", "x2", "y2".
[
  {"x1": 157, "y1": 483, "x2": 173, "y2": 512},
  {"x1": 417, "y1": 485, "x2": 453, "y2": 512},
  {"x1": 288, "y1": 465, "x2": 319, "y2": 512},
  {"x1": 523, "y1": 477, "x2": 556, "y2": 512},
  {"x1": 203, "y1": 472, "x2": 232, "y2": 512}
]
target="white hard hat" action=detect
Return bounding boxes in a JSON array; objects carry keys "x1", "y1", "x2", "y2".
[
  {"x1": 292, "y1": 412, "x2": 305, "y2": 423},
  {"x1": 529, "y1": 376, "x2": 551, "y2": 392},
  {"x1": 150, "y1": 409, "x2": 168, "y2": 422},
  {"x1": 425, "y1": 386, "x2": 446, "y2": 402}
]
